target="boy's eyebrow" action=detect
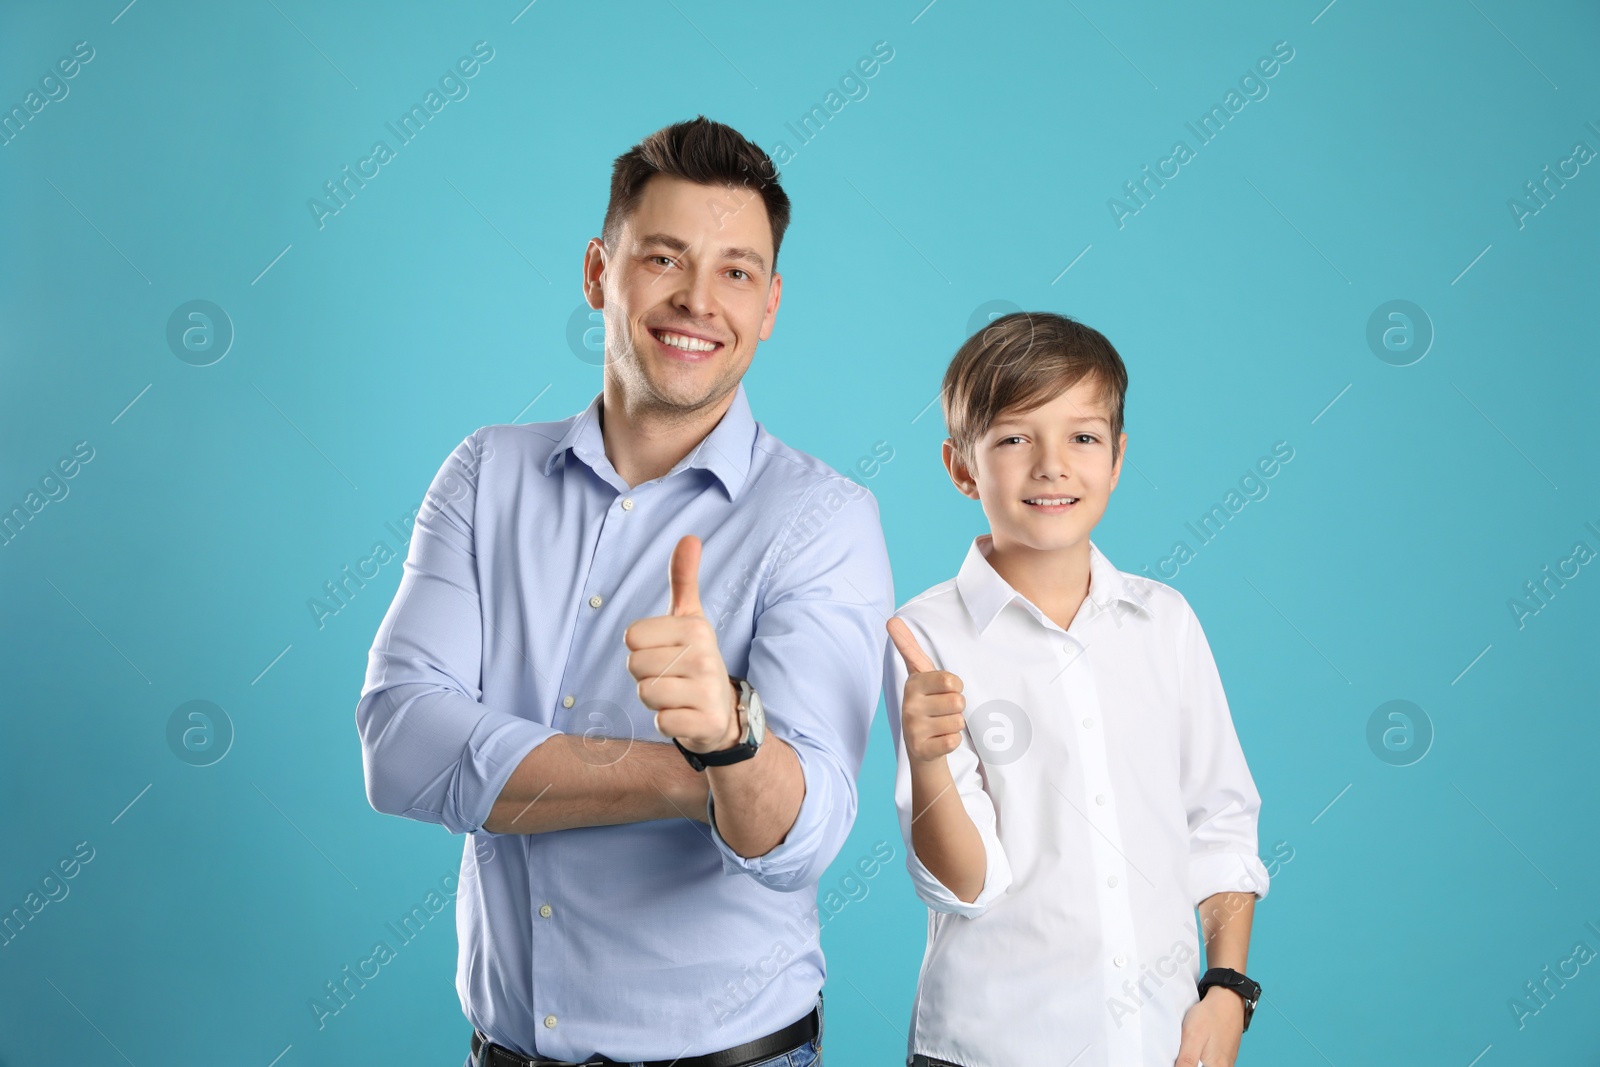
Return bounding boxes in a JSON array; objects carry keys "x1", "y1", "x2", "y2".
[
  {"x1": 636, "y1": 232, "x2": 768, "y2": 273},
  {"x1": 992, "y1": 413, "x2": 1111, "y2": 430}
]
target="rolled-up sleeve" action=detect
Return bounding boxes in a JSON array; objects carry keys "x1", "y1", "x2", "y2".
[
  {"x1": 1177, "y1": 594, "x2": 1271, "y2": 905},
  {"x1": 705, "y1": 476, "x2": 894, "y2": 892},
  {"x1": 883, "y1": 614, "x2": 1013, "y2": 918},
  {"x1": 355, "y1": 429, "x2": 559, "y2": 836}
]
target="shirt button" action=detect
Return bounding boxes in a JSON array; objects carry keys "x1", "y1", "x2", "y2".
[
  {"x1": 1107, "y1": 875, "x2": 1119, "y2": 888},
  {"x1": 539, "y1": 903, "x2": 553, "y2": 918},
  {"x1": 543, "y1": 1014, "x2": 557, "y2": 1028},
  {"x1": 1095, "y1": 793, "x2": 1108, "y2": 806},
  {"x1": 1113, "y1": 954, "x2": 1127, "y2": 968},
  {"x1": 621, "y1": 497, "x2": 634, "y2": 510},
  {"x1": 1082, "y1": 717, "x2": 1094, "y2": 728},
  {"x1": 588, "y1": 594, "x2": 603, "y2": 609},
  {"x1": 562, "y1": 695, "x2": 575, "y2": 708}
]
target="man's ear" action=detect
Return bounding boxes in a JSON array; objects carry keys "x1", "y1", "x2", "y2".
[
  {"x1": 941, "y1": 438, "x2": 979, "y2": 501},
  {"x1": 582, "y1": 237, "x2": 607, "y2": 310},
  {"x1": 757, "y1": 271, "x2": 783, "y2": 342}
]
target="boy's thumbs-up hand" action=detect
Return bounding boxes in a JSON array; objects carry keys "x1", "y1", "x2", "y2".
[
  {"x1": 626, "y1": 535, "x2": 742, "y2": 754},
  {"x1": 887, "y1": 617, "x2": 967, "y2": 763}
]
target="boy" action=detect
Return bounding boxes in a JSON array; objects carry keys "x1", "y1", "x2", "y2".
[{"x1": 883, "y1": 312, "x2": 1270, "y2": 1067}]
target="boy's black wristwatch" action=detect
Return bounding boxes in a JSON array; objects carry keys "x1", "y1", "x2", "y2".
[{"x1": 1197, "y1": 968, "x2": 1261, "y2": 1031}]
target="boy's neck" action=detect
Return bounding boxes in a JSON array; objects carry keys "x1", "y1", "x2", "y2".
[{"x1": 984, "y1": 534, "x2": 1094, "y2": 633}]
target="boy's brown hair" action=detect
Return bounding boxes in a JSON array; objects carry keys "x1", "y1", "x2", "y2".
[
  {"x1": 602, "y1": 116, "x2": 792, "y2": 270},
  {"x1": 941, "y1": 311, "x2": 1129, "y2": 470}
]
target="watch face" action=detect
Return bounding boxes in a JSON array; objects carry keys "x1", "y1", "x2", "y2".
[{"x1": 745, "y1": 687, "x2": 765, "y2": 745}]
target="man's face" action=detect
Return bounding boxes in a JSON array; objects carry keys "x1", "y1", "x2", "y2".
[
  {"x1": 584, "y1": 175, "x2": 782, "y2": 415},
  {"x1": 945, "y1": 375, "x2": 1127, "y2": 555}
]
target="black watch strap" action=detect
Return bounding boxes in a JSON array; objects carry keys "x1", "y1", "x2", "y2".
[
  {"x1": 673, "y1": 735, "x2": 758, "y2": 770},
  {"x1": 1197, "y1": 967, "x2": 1261, "y2": 1032}
]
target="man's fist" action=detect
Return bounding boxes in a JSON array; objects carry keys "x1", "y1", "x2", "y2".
[
  {"x1": 887, "y1": 617, "x2": 967, "y2": 763},
  {"x1": 625, "y1": 535, "x2": 741, "y2": 754}
]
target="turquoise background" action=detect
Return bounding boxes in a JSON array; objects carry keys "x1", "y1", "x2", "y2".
[{"x1": 3, "y1": 0, "x2": 1598, "y2": 1063}]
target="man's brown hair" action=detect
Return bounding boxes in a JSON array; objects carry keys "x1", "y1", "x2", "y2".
[
  {"x1": 602, "y1": 116, "x2": 792, "y2": 271},
  {"x1": 941, "y1": 311, "x2": 1129, "y2": 470}
]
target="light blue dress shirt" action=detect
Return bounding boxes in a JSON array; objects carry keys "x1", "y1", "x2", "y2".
[{"x1": 356, "y1": 382, "x2": 893, "y2": 1061}]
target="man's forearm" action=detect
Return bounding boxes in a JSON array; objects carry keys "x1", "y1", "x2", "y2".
[
  {"x1": 909, "y1": 757, "x2": 987, "y2": 903},
  {"x1": 704, "y1": 734, "x2": 805, "y2": 857},
  {"x1": 1198, "y1": 890, "x2": 1255, "y2": 971},
  {"x1": 482, "y1": 735, "x2": 709, "y2": 834}
]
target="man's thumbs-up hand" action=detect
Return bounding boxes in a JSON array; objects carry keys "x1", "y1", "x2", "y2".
[
  {"x1": 887, "y1": 617, "x2": 967, "y2": 763},
  {"x1": 626, "y1": 535, "x2": 742, "y2": 755}
]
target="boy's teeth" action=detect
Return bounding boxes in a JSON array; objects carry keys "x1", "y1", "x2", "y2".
[
  {"x1": 656, "y1": 330, "x2": 718, "y2": 352},
  {"x1": 1026, "y1": 497, "x2": 1078, "y2": 504}
]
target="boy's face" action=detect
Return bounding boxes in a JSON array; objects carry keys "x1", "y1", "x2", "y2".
[
  {"x1": 583, "y1": 175, "x2": 782, "y2": 414},
  {"x1": 943, "y1": 375, "x2": 1127, "y2": 555}
]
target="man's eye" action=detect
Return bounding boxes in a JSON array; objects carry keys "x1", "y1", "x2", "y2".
[
  {"x1": 649, "y1": 255, "x2": 676, "y2": 267},
  {"x1": 728, "y1": 269, "x2": 748, "y2": 281}
]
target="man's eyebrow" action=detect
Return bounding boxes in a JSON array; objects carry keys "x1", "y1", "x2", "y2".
[{"x1": 636, "y1": 233, "x2": 767, "y2": 273}]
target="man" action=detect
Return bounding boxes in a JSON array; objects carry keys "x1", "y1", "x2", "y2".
[{"x1": 356, "y1": 116, "x2": 893, "y2": 1067}]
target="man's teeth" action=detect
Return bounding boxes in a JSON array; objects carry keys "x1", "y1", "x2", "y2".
[
  {"x1": 1025, "y1": 497, "x2": 1078, "y2": 505},
  {"x1": 655, "y1": 330, "x2": 718, "y2": 352}
]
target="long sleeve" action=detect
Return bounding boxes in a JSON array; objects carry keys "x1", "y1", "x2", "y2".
[
  {"x1": 354, "y1": 430, "x2": 559, "y2": 835},
  {"x1": 1176, "y1": 594, "x2": 1271, "y2": 905},
  {"x1": 884, "y1": 613, "x2": 1013, "y2": 918},
  {"x1": 706, "y1": 477, "x2": 895, "y2": 892}
]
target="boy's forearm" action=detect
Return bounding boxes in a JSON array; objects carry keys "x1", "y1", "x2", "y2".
[
  {"x1": 909, "y1": 757, "x2": 988, "y2": 904},
  {"x1": 1197, "y1": 890, "x2": 1255, "y2": 971},
  {"x1": 483, "y1": 735, "x2": 709, "y2": 834}
]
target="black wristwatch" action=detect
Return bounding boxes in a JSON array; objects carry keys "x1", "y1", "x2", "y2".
[
  {"x1": 1197, "y1": 967, "x2": 1260, "y2": 1031},
  {"x1": 673, "y1": 677, "x2": 765, "y2": 771}
]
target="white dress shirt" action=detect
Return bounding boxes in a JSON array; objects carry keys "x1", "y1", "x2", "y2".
[{"x1": 884, "y1": 534, "x2": 1270, "y2": 1067}]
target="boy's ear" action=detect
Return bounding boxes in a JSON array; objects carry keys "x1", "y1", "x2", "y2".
[
  {"x1": 1109, "y1": 431, "x2": 1128, "y2": 492},
  {"x1": 941, "y1": 438, "x2": 980, "y2": 501}
]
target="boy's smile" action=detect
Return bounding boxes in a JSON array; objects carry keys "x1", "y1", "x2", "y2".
[{"x1": 943, "y1": 374, "x2": 1127, "y2": 620}]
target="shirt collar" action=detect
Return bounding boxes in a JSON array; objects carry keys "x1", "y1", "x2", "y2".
[
  {"x1": 542, "y1": 381, "x2": 757, "y2": 501},
  {"x1": 955, "y1": 533, "x2": 1153, "y2": 636}
]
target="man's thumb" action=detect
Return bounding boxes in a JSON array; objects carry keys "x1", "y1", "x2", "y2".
[{"x1": 669, "y1": 534, "x2": 703, "y2": 617}]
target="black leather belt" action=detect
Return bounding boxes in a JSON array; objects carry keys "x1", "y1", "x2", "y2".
[{"x1": 471, "y1": 1002, "x2": 820, "y2": 1067}]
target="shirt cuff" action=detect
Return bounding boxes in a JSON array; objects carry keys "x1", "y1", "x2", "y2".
[
  {"x1": 904, "y1": 832, "x2": 1013, "y2": 919},
  {"x1": 444, "y1": 707, "x2": 562, "y2": 836},
  {"x1": 704, "y1": 740, "x2": 834, "y2": 891},
  {"x1": 1188, "y1": 848, "x2": 1271, "y2": 906}
]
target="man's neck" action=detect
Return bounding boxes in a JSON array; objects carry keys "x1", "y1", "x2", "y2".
[
  {"x1": 599, "y1": 376, "x2": 739, "y2": 489},
  {"x1": 985, "y1": 536, "x2": 1094, "y2": 633}
]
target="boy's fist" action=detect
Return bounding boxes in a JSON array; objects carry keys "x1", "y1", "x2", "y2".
[{"x1": 887, "y1": 617, "x2": 967, "y2": 763}]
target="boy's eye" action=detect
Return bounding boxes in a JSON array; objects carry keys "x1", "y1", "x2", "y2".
[
  {"x1": 998, "y1": 436, "x2": 1025, "y2": 446},
  {"x1": 1074, "y1": 433, "x2": 1098, "y2": 444}
]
